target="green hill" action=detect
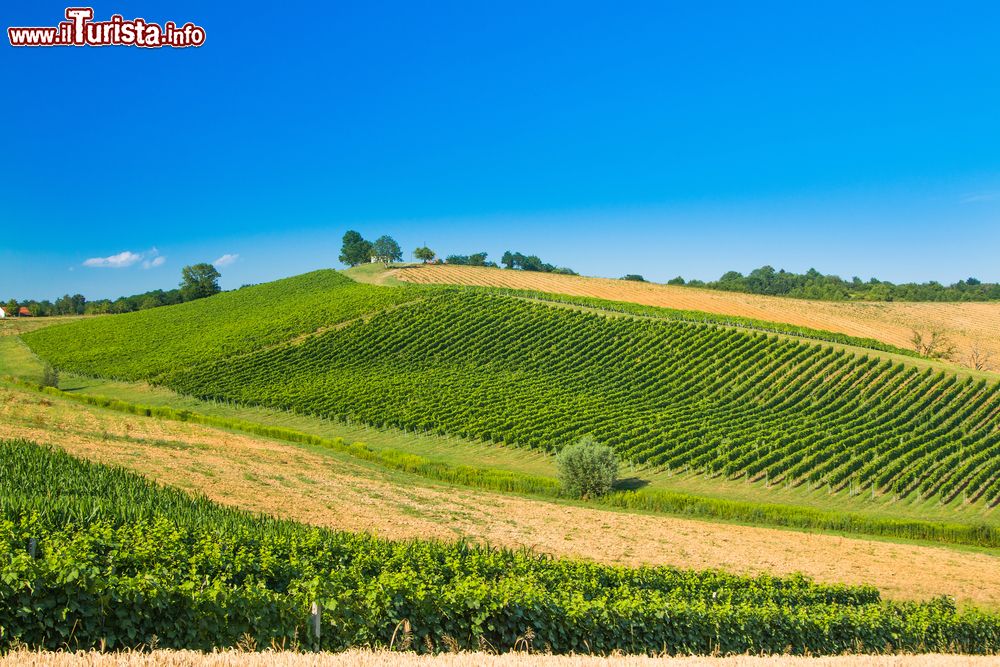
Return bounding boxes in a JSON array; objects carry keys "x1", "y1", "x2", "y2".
[
  {"x1": 22, "y1": 270, "x2": 422, "y2": 379},
  {"x1": 22, "y1": 273, "x2": 1000, "y2": 508}
]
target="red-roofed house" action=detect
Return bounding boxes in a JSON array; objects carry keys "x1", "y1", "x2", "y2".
[{"x1": 18, "y1": 307, "x2": 31, "y2": 317}]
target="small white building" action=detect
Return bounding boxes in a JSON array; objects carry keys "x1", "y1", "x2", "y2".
[{"x1": 0, "y1": 306, "x2": 5, "y2": 319}]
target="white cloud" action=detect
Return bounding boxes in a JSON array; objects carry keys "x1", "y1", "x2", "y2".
[
  {"x1": 959, "y1": 191, "x2": 1000, "y2": 204},
  {"x1": 214, "y1": 253, "x2": 239, "y2": 267},
  {"x1": 84, "y1": 247, "x2": 166, "y2": 270},
  {"x1": 83, "y1": 251, "x2": 143, "y2": 268}
]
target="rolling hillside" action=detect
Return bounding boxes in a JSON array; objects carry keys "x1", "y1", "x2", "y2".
[
  {"x1": 20, "y1": 270, "x2": 422, "y2": 380},
  {"x1": 22, "y1": 274, "x2": 1000, "y2": 509},
  {"x1": 393, "y1": 265, "x2": 1000, "y2": 371}
]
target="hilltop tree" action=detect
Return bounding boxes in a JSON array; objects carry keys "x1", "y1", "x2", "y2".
[
  {"x1": 179, "y1": 263, "x2": 222, "y2": 301},
  {"x1": 372, "y1": 235, "x2": 403, "y2": 266},
  {"x1": 499, "y1": 250, "x2": 573, "y2": 274},
  {"x1": 446, "y1": 252, "x2": 492, "y2": 266},
  {"x1": 413, "y1": 246, "x2": 436, "y2": 263},
  {"x1": 339, "y1": 230, "x2": 373, "y2": 267}
]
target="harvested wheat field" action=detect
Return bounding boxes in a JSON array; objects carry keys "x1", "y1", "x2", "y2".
[
  {"x1": 3, "y1": 650, "x2": 998, "y2": 666},
  {"x1": 392, "y1": 265, "x2": 1000, "y2": 369},
  {"x1": 3, "y1": 385, "x2": 999, "y2": 608}
]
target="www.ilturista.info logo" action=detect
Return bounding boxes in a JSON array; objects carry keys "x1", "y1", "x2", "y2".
[{"x1": 8, "y1": 8, "x2": 206, "y2": 48}]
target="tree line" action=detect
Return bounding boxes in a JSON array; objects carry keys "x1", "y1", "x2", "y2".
[
  {"x1": 340, "y1": 230, "x2": 577, "y2": 275},
  {"x1": 4, "y1": 263, "x2": 223, "y2": 317},
  {"x1": 668, "y1": 265, "x2": 1000, "y2": 302}
]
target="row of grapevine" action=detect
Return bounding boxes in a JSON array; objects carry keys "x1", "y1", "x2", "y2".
[
  {"x1": 3, "y1": 439, "x2": 998, "y2": 654},
  {"x1": 154, "y1": 292, "x2": 1000, "y2": 507}
]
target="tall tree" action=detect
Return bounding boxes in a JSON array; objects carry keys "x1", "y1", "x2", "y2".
[
  {"x1": 179, "y1": 263, "x2": 222, "y2": 301},
  {"x1": 371, "y1": 235, "x2": 402, "y2": 266},
  {"x1": 339, "y1": 230, "x2": 373, "y2": 267},
  {"x1": 413, "y1": 246, "x2": 436, "y2": 263}
]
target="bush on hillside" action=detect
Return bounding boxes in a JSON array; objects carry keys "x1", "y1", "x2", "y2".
[
  {"x1": 557, "y1": 436, "x2": 618, "y2": 498},
  {"x1": 40, "y1": 364, "x2": 59, "y2": 388}
]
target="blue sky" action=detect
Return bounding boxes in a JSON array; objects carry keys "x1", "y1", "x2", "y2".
[{"x1": 2, "y1": 1, "x2": 999, "y2": 299}]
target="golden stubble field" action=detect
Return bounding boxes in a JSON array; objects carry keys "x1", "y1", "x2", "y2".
[
  {"x1": 4, "y1": 649, "x2": 998, "y2": 667},
  {"x1": 2, "y1": 386, "x2": 999, "y2": 608},
  {"x1": 392, "y1": 265, "x2": 1000, "y2": 369}
]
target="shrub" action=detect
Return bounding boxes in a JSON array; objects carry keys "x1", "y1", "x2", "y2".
[
  {"x1": 557, "y1": 436, "x2": 618, "y2": 498},
  {"x1": 40, "y1": 364, "x2": 59, "y2": 388}
]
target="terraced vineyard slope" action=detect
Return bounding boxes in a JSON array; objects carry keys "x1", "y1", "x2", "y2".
[
  {"x1": 25, "y1": 284, "x2": 1000, "y2": 508},
  {"x1": 393, "y1": 265, "x2": 1000, "y2": 370}
]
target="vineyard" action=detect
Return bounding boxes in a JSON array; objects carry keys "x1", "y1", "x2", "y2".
[
  {"x1": 168, "y1": 293, "x2": 1000, "y2": 506},
  {"x1": 23, "y1": 285, "x2": 1000, "y2": 508},
  {"x1": 3, "y1": 438, "x2": 999, "y2": 654},
  {"x1": 393, "y1": 265, "x2": 1000, "y2": 370}
]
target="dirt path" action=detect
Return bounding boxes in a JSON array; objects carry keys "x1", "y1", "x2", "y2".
[
  {"x1": 392, "y1": 265, "x2": 1000, "y2": 371},
  {"x1": 3, "y1": 386, "x2": 998, "y2": 608}
]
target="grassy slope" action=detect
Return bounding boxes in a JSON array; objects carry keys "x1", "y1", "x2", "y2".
[
  {"x1": 12, "y1": 269, "x2": 1000, "y2": 532},
  {"x1": 19, "y1": 270, "x2": 423, "y2": 380}
]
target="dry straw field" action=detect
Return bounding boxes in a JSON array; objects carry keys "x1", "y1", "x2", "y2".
[
  {"x1": 3, "y1": 650, "x2": 998, "y2": 666},
  {"x1": 393, "y1": 265, "x2": 1000, "y2": 369}
]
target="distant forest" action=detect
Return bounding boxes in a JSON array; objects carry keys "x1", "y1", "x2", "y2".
[
  {"x1": 4, "y1": 289, "x2": 188, "y2": 318},
  {"x1": 668, "y1": 266, "x2": 1000, "y2": 302},
  {"x1": 4, "y1": 264, "x2": 224, "y2": 317}
]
